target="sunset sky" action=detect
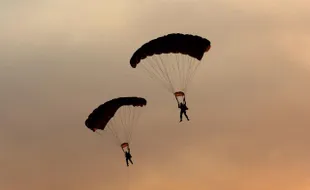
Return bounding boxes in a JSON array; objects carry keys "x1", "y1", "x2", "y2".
[{"x1": 1, "y1": 0, "x2": 310, "y2": 190}]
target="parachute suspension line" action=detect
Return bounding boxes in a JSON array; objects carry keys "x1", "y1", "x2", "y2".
[
  {"x1": 166, "y1": 54, "x2": 180, "y2": 91},
  {"x1": 94, "y1": 130, "x2": 117, "y2": 145},
  {"x1": 163, "y1": 53, "x2": 180, "y2": 92},
  {"x1": 140, "y1": 58, "x2": 172, "y2": 92},
  {"x1": 182, "y1": 56, "x2": 194, "y2": 92},
  {"x1": 157, "y1": 55, "x2": 175, "y2": 93},
  {"x1": 127, "y1": 106, "x2": 140, "y2": 143},
  {"x1": 181, "y1": 55, "x2": 188, "y2": 92},
  {"x1": 148, "y1": 57, "x2": 171, "y2": 90},
  {"x1": 119, "y1": 106, "x2": 134, "y2": 143},
  {"x1": 184, "y1": 58, "x2": 201, "y2": 93},
  {"x1": 127, "y1": 106, "x2": 136, "y2": 142},
  {"x1": 122, "y1": 106, "x2": 131, "y2": 136},
  {"x1": 114, "y1": 106, "x2": 143, "y2": 144},
  {"x1": 149, "y1": 56, "x2": 172, "y2": 92},
  {"x1": 92, "y1": 123, "x2": 121, "y2": 146},
  {"x1": 175, "y1": 54, "x2": 185, "y2": 92},
  {"x1": 149, "y1": 55, "x2": 174, "y2": 93},
  {"x1": 124, "y1": 106, "x2": 136, "y2": 143},
  {"x1": 176, "y1": 54, "x2": 187, "y2": 92},
  {"x1": 174, "y1": 54, "x2": 181, "y2": 84},
  {"x1": 93, "y1": 131, "x2": 120, "y2": 149},
  {"x1": 148, "y1": 57, "x2": 168, "y2": 83},
  {"x1": 94, "y1": 130, "x2": 104, "y2": 140},
  {"x1": 142, "y1": 65, "x2": 170, "y2": 92},
  {"x1": 127, "y1": 106, "x2": 142, "y2": 143},
  {"x1": 175, "y1": 55, "x2": 200, "y2": 93},
  {"x1": 123, "y1": 107, "x2": 133, "y2": 143},
  {"x1": 119, "y1": 107, "x2": 130, "y2": 140},
  {"x1": 125, "y1": 107, "x2": 133, "y2": 137},
  {"x1": 173, "y1": 54, "x2": 181, "y2": 92},
  {"x1": 137, "y1": 53, "x2": 203, "y2": 94},
  {"x1": 95, "y1": 131, "x2": 102, "y2": 136},
  {"x1": 106, "y1": 124, "x2": 122, "y2": 145},
  {"x1": 171, "y1": 54, "x2": 188, "y2": 92},
  {"x1": 107, "y1": 110, "x2": 132, "y2": 146},
  {"x1": 183, "y1": 56, "x2": 193, "y2": 92}
]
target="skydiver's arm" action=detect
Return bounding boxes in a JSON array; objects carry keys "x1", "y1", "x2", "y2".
[{"x1": 175, "y1": 96, "x2": 180, "y2": 108}]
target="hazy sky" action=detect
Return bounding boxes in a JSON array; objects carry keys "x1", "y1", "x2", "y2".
[{"x1": 1, "y1": 0, "x2": 310, "y2": 190}]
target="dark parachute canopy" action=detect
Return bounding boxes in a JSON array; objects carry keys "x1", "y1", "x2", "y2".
[
  {"x1": 130, "y1": 33, "x2": 211, "y2": 105},
  {"x1": 85, "y1": 97, "x2": 147, "y2": 149},
  {"x1": 130, "y1": 33, "x2": 211, "y2": 68},
  {"x1": 85, "y1": 97, "x2": 147, "y2": 132}
]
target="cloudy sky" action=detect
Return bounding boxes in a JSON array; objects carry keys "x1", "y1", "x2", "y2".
[{"x1": 1, "y1": 0, "x2": 310, "y2": 190}]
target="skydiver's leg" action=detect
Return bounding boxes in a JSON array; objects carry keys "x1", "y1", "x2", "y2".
[
  {"x1": 180, "y1": 110, "x2": 183, "y2": 122},
  {"x1": 126, "y1": 158, "x2": 129, "y2": 166},
  {"x1": 184, "y1": 111, "x2": 189, "y2": 121},
  {"x1": 129, "y1": 158, "x2": 133, "y2": 164}
]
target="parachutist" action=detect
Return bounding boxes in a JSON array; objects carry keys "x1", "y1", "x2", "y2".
[
  {"x1": 84, "y1": 97, "x2": 147, "y2": 166},
  {"x1": 179, "y1": 97, "x2": 189, "y2": 122},
  {"x1": 123, "y1": 147, "x2": 133, "y2": 167},
  {"x1": 130, "y1": 33, "x2": 211, "y2": 108}
]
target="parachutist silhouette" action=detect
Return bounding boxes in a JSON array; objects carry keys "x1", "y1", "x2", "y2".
[
  {"x1": 130, "y1": 33, "x2": 211, "y2": 109},
  {"x1": 85, "y1": 97, "x2": 147, "y2": 169},
  {"x1": 179, "y1": 97, "x2": 189, "y2": 122},
  {"x1": 123, "y1": 147, "x2": 133, "y2": 167}
]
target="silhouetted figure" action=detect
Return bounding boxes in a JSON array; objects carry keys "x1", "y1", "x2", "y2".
[
  {"x1": 179, "y1": 97, "x2": 189, "y2": 122},
  {"x1": 124, "y1": 148, "x2": 133, "y2": 167}
]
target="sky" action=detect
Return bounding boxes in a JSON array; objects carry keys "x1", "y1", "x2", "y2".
[{"x1": 1, "y1": 0, "x2": 310, "y2": 190}]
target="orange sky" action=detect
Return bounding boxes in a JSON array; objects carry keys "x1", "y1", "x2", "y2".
[{"x1": 1, "y1": 0, "x2": 310, "y2": 190}]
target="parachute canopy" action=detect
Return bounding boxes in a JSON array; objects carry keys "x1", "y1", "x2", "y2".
[
  {"x1": 130, "y1": 33, "x2": 211, "y2": 102},
  {"x1": 130, "y1": 33, "x2": 211, "y2": 68},
  {"x1": 85, "y1": 97, "x2": 147, "y2": 132}
]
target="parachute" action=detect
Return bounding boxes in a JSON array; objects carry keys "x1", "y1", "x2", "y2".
[
  {"x1": 85, "y1": 97, "x2": 147, "y2": 151},
  {"x1": 130, "y1": 33, "x2": 211, "y2": 105}
]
